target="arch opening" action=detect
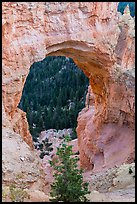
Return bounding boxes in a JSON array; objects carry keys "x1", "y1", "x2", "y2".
[
  {"x1": 18, "y1": 55, "x2": 89, "y2": 144},
  {"x1": 3, "y1": 37, "x2": 134, "y2": 171},
  {"x1": 18, "y1": 42, "x2": 115, "y2": 168}
]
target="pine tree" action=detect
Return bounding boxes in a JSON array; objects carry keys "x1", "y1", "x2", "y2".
[
  {"x1": 49, "y1": 136, "x2": 90, "y2": 202},
  {"x1": 19, "y1": 56, "x2": 89, "y2": 139}
]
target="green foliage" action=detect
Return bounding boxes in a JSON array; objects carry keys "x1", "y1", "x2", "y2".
[
  {"x1": 49, "y1": 135, "x2": 90, "y2": 202},
  {"x1": 9, "y1": 184, "x2": 29, "y2": 202},
  {"x1": 38, "y1": 138, "x2": 53, "y2": 159},
  {"x1": 18, "y1": 56, "x2": 89, "y2": 141}
]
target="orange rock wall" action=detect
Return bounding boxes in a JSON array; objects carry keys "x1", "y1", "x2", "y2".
[{"x1": 2, "y1": 2, "x2": 135, "y2": 170}]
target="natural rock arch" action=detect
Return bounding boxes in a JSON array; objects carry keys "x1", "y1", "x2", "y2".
[{"x1": 2, "y1": 2, "x2": 135, "y2": 171}]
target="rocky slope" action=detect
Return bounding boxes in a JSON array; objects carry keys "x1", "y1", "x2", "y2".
[
  {"x1": 33, "y1": 133, "x2": 135, "y2": 202},
  {"x1": 39, "y1": 133, "x2": 135, "y2": 202},
  {"x1": 2, "y1": 128, "x2": 47, "y2": 202},
  {"x1": 2, "y1": 2, "x2": 135, "y2": 199}
]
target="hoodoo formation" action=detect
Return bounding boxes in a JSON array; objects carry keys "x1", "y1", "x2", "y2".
[{"x1": 2, "y1": 1, "x2": 135, "y2": 188}]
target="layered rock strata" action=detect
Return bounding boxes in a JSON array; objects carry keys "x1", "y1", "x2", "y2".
[{"x1": 2, "y1": 2, "x2": 135, "y2": 173}]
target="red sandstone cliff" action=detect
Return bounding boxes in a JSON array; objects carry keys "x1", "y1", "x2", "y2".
[{"x1": 2, "y1": 2, "x2": 135, "y2": 172}]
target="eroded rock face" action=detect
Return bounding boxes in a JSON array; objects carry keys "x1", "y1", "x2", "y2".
[
  {"x1": 2, "y1": 127, "x2": 46, "y2": 201},
  {"x1": 2, "y1": 2, "x2": 135, "y2": 172}
]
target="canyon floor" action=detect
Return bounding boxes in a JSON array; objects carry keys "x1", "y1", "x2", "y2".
[
  {"x1": 42, "y1": 159, "x2": 135, "y2": 202},
  {"x1": 36, "y1": 133, "x2": 135, "y2": 202},
  {"x1": 83, "y1": 166, "x2": 135, "y2": 202},
  {"x1": 2, "y1": 129, "x2": 135, "y2": 202}
]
